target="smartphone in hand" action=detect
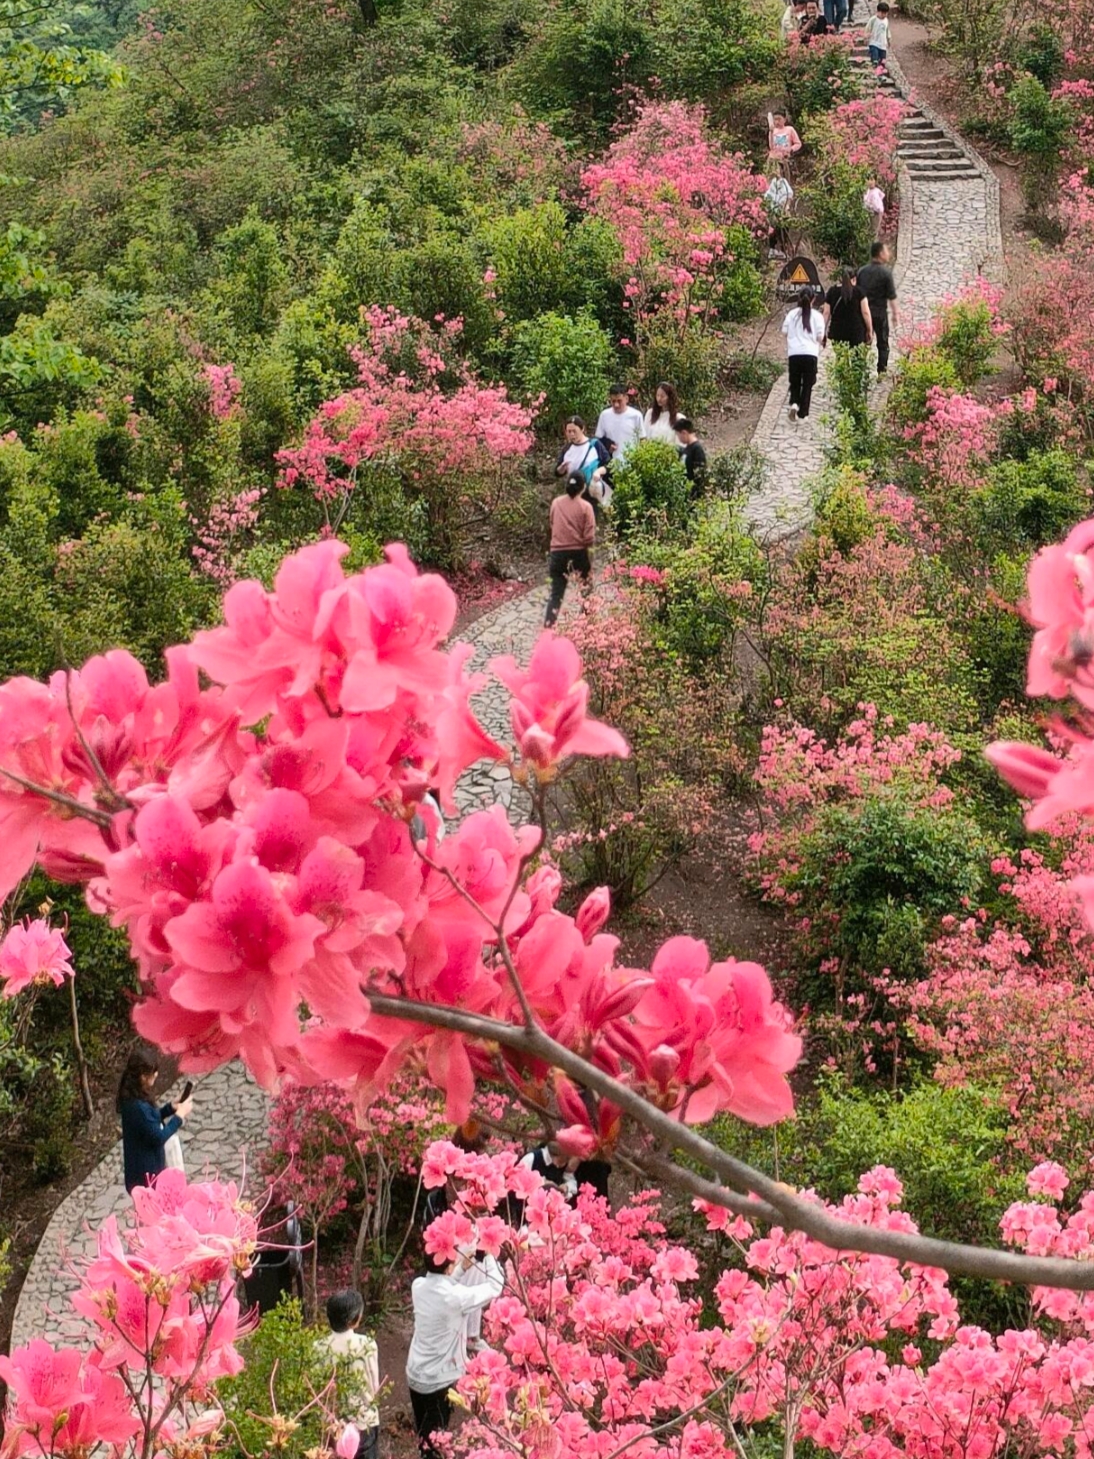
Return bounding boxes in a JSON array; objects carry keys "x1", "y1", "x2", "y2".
[{"x1": 180, "y1": 1080, "x2": 193, "y2": 1102}]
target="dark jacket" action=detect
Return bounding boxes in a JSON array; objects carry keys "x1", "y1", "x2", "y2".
[{"x1": 120, "y1": 1098, "x2": 182, "y2": 1193}]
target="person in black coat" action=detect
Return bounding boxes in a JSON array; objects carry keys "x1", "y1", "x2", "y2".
[{"x1": 117, "y1": 1047, "x2": 193, "y2": 1194}]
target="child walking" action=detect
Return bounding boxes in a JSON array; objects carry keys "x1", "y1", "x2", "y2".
[
  {"x1": 315, "y1": 1291, "x2": 381, "y2": 1459},
  {"x1": 865, "y1": 2, "x2": 890, "y2": 69}
]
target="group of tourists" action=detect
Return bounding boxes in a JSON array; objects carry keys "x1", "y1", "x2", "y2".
[
  {"x1": 779, "y1": 0, "x2": 889, "y2": 55},
  {"x1": 544, "y1": 382, "x2": 706, "y2": 627},
  {"x1": 782, "y1": 239, "x2": 898, "y2": 422}
]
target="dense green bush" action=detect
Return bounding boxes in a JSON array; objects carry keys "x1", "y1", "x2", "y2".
[
  {"x1": 800, "y1": 159, "x2": 875, "y2": 266},
  {"x1": 887, "y1": 346, "x2": 961, "y2": 428},
  {"x1": 1008, "y1": 74, "x2": 1073, "y2": 221},
  {"x1": 782, "y1": 35, "x2": 859, "y2": 118},
  {"x1": 633, "y1": 311, "x2": 723, "y2": 416},
  {"x1": 972, "y1": 449, "x2": 1089, "y2": 552},
  {"x1": 610, "y1": 440, "x2": 693, "y2": 540},
  {"x1": 509, "y1": 310, "x2": 616, "y2": 434},
  {"x1": 933, "y1": 292, "x2": 1000, "y2": 386}
]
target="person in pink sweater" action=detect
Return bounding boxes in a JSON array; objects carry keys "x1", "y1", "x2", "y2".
[{"x1": 545, "y1": 473, "x2": 596, "y2": 626}]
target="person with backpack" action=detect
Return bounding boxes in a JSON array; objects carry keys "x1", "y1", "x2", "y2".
[
  {"x1": 555, "y1": 416, "x2": 611, "y2": 511},
  {"x1": 781, "y1": 287, "x2": 827, "y2": 422},
  {"x1": 823, "y1": 268, "x2": 873, "y2": 350}
]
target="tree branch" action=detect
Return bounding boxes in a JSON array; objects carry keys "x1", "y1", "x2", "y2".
[{"x1": 364, "y1": 990, "x2": 1094, "y2": 1290}]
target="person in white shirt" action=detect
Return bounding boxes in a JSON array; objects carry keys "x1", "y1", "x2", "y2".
[
  {"x1": 642, "y1": 381, "x2": 681, "y2": 445},
  {"x1": 315, "y1": 1290, "x2": 381, "y2": 1459},
  {"x1": 863, "y1": 179, "x2": 885, "y2": 238},
  {"x1": 595, "y1": 385, "x2": 645, "y2": 467},
  {"x1": 555, "y1": 416, "x2": 608, "y2": 495},
  {"x1": 781, "y1": 288, "x2": 827, "y2": 422},
  {"x1": 406, "y1": 1249, "x2": 503, "y2": 1457}
]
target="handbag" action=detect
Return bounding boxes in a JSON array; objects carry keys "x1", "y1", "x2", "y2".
[{"x1": 164, "y1": 1132, "x2": 185, "y2": 1171}]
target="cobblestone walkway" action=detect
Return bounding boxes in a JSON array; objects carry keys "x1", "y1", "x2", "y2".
[
  {"x1": 11, "y1": 33, "x2": 1003, "y2": 1357},
  {"x1": 745, "y1": 65, "x2": 1002, "y2": 540}
]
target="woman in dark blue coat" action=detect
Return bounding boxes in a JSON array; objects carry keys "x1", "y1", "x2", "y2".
[{"x1": 117, "y1": 1048, "x2": 193, "y2": 1194}]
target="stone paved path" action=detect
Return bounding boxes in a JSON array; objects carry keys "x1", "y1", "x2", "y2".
[
  {"x1": 10, "y1": 28, "x2": 1004, "y2": 1356},
  {"x1": 745, "y1": 47, "x2": 1003, "y2": 539}
]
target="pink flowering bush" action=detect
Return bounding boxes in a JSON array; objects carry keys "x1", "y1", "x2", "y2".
[
  {"x1": 0, "y1": 540, "x2": 803, "y2": 1171},
  {"x1": 277, "y1": 308, "x2": 535, "y2": 564},
  {"x1": 0, "y1": 1170, "x2": 262, "y2": 1459},
  {"x1": 581, "y1": 99, "x2": 766, "y2": 373},
  {"x1": 263, "y1": 1072, "x2": 448, "y2": 1308},
  {"x1": 0, "y1": 917, "x2": 73, "y2": 996}
]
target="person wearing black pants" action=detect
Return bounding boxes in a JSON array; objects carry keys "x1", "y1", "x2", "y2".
[
  {"x1": 409, "y1": 1389, "x2": 451, "y2": 1458},
  {"x1": 781, "y1": 287, "x2": 827, "y2": 422},
  {"x1": 544, "y1": 473, "x2": 596, "y2": 627},
  {"x1": 858, "y1": 240, "x2": 899, "y2": 376}
]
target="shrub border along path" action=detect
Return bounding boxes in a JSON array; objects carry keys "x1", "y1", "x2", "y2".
[{"x1": 10, "y1": 31, "x2": 1003, "y2": 1353}]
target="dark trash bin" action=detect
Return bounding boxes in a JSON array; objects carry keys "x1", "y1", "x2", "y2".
[{"x1": 242, "y1": 1247, "x2": 293, "y2": 1314}]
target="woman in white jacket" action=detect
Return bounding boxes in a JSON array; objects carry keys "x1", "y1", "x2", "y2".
[
  {"x1": 406, "y1": 1248, "x2": 503, "y2": 1457},
  {"x1": 781, "y1": 287, "x2": 827, "y2": 422}
]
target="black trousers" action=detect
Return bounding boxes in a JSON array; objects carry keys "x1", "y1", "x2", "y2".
[
  {"x1": 353, "y1": 1427, "x2": 379, "y2": 1459},
  {"x1": 872, "y1": 308, "x2": 891, "y2": 373},
  {"x1": 410, "y1": 1388, "x2": 451, "y2": 1458},
  {"x1": 545, "y1": 547, "x2": 591, "y2": 627},
  {"x1": 787, "y1": 354, "x2": 819, "y2": 418}
]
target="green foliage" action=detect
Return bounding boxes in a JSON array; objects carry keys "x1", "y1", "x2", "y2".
[
  {"x1": 827, "y1": 340, "x2": 875, "y2": 455},
  {"x1": 973, "y1": 449, "x2": 1089, "y2": 552},
  {"x1": 218, "y1": 1298, "x2": 343, "y2": 1459},
  {"x1": 812, "y1": 465, "x2": 878, "y2": 554},
  {"x1": 781, "y1": 35, "x2": 859, "y2": 118},
  {"x1": 1012, "y1": 24, "x2": 1064, "y2": 89},
  {"x1": 887, "y1": 346, "x2": 961, "y2": 429},
  {"x1": 722, "y1": 352, "x2": 782, "y2": 394},
  {"x1": 1008, "y1": 74, "x2": 1073, "y2": 218},
  {"x1": 0, "y1": 0, "x2": 124, "y2": 130},
  {"x1": 610, "y1": 439, "x2": 692, "y2": 539},
  {"x1": 633, "y1": 311, "x2": 723, "y2": 416},
  {"x1": 796, "y1": 792, "x2": 989, "y2": 986},
  {"x1": 703, "y1": 443, "x2": 767, "y2": 504},
  {"x1": 934, "y1": 294, "x2": 999, "y2": 386},
  {"x1": 626, "y1": 498, "x2": 765, "y2": 668},
  {"x1": 510, "y1": 310, "x2": 616, "y2": 434},
  {"x1": 800, "y1": 159, "x2": 875, "y2": 266},
  {"x1": 208, "y1": 212, "x2": 289, "y2": 338},
  {"x1": 480, "y1": 204, "x2": 620, "y2": 331}
]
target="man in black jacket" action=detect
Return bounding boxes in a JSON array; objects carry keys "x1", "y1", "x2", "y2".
[{"x1": 857, "y1": 240, "x2": 900, "y2": 375}]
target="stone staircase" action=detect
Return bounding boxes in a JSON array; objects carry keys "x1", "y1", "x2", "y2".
[{"x1": 845, "y1": 19, "x2": 982, "y2": 183}]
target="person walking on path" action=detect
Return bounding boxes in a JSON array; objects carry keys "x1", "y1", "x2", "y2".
[
  {"x1": 863, "y1": 179, "x2": 886, "y2": 238},
  {"x1": 822, "y1": 0, "x2": 846, "y2": 31},
  {"x1": 643, "y1": 381, "x2": 681, "y2": 444},
  {"x1": 674, "y1": 418, "x2": 708, "y2": 491},
  {"x1": 315, "y1": 1290, "x2": 381, "y2": 1459},
  {"x1": 595, "y1": 384, "x2": 645, "y2": 469},
  {"x1": 857, "y1": 240, "x2": 899, "y2": 375},
  {"x1": 763, "y1": 173, "x2": 794, "y2": 258},
  {"x1": 823, "y1": 268, "x2": 873, "y2": 349},
  {"x1": 782, "y1": 287, "x2": 827, "y2": 423},
  {"x1": 406, "y1": 1249, "x2": 504, "y2": 1458},
  {"x1": 117, "y1": 1047, "x2": 193, "y2": 1195},
  {"x1": 555, "y1": 417, "x2": 608, "y2": 493},
  {"x1": 865, "y1": 1, "x2": 890, "y2": 68},
  {"x1": 544, "y1": 474, "x2": 595, "y2": 627}
]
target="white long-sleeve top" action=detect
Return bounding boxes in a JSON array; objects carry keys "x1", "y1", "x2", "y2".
[
  {"x1": 782, "y1": 305, "x2": 826, "y2": 357},
  {"x1": 405, "y1": 1255, "x2": 504, "y2": 1394}
]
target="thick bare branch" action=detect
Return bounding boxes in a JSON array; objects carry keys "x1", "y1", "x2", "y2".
[{"x1": 365, "y1": 990, "x2": 1094, "y2": 1291}]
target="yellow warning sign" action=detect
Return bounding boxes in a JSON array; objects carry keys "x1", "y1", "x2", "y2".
[{"x1": 788, "y1": 264, "x2": 810, "y2": 284}]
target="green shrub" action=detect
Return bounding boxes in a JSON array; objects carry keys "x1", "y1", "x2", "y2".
[
  {"x1": 610, "y1": 439, "x2": 692, "y2": 540},
  {"x1": 782, "y1": 35, "x2": 859, "y2": 117},
  {"x1": 704, "y1": 444, "x2": 767, "y2": 504},
  {"x1": 827, "y1": 340, "x2": 874, "y2": 453},
  {"x1": 934, "y1": 293, "x2": 1000, "y2": 386},
  {"x1": 627, "y1": 498, "x2": 765, "y2": 668},
  {"x1": 800, "y1": 160, "x2": 875, "y2": 266},
  {"x1": 973, "y1": 449, "x2": 1089, "y2": 552},
  {"x1": 207, "y1": 211, "x2": 289, "y2": 338},
  {"x1": 1012, "y1": 24, "x2": 1064, "y2": 88},
  {"x1": 795, "y1": 791, "x2": 989, "y2": 986},
  {"x1": 813, "y1": 466, "x2": 878, "y2": 554},
  {"x1": 887, "y1": 346, "x2": 961, "y2": 429},
  {"x1": 509, "y1": 310, "x2": 616, "y2": 434},
  {"x1": 634, "y1": 311, "x2": 722, "y2": 416},
  {"x1": 1008, "y1": 74, "x2": 1073, "y2": 220},
  {"x1": 718, "y1": 226, "x2": 767, "y2": 323}
]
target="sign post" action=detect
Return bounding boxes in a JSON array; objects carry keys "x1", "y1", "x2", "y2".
[{"x1": 775, "y1": 255, "x2": 824, "y2": 302}]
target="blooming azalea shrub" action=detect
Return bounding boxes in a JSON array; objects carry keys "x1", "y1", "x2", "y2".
[
  {"x1": 780, "y1": 31, "x2": 860, "y2": 119},
  {"x1": 0, "y1": 540, "x2": 802, "y2": 1150},
  {"x1": 263, "y1": 1073, "x2": 448, "y2": 1309},
  {"x1": 749, "y1": 709, "x2": 988, "y2": 1010},
  {"x1": 0, "y1": 1169, "x2": 264, "y2": 1459},
  {"x1": 276, "y1": 308, "x2": 535, "y2": 565}
]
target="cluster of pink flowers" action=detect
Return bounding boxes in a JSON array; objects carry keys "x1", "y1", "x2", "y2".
[
  {"x1": 191, "y1": 486, "x2": 265, "y2": 586},
  {"x1": 816, "y1": 95, "x2": 908, "y2": 188},
  {"x1": 202, "y1": 362, "x2": 242, "y2": 420},
  {"x1": 0, "y1": 1170, "x2": 257, "y2": 1459},
  {"x1": 0, "y1": 917, "x2": 73, "y2": 996},
  {"x1": 581, "y1": 100, "x2": 766, "y2": 327},
  {"x1": 0, "y1": 541, "x2": 799, "y2": 1136},
  {"x1": 277, "y1": 307, "x2": 534, "y2": 518}
]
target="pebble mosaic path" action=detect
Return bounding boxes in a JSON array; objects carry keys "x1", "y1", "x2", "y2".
[{"x1": 9, "y1": 31, "x2": 1003, "y2": 1354}]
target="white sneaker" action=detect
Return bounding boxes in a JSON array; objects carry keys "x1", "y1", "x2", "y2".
[{"x1": 788, "y1": 404, "x2": 799, "y2": 422}]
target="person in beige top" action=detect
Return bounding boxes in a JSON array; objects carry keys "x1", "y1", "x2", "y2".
[{"x1": 545, "y1": 473, "x2": 596, "y2": 627}]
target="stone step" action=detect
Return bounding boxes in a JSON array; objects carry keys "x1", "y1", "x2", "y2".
[
  {"x1": 903, "y1": 167, "x2": 981, "y2": 181},
  {"x1": 900, "y1": 125, "x2": 947, "y2": 140},
  {"x1": 903, "y1": 154, "x2": 977, "y2": 169},
  {"x1": 901, "y1": 114, "x2": 943, "y2": 128},
  {"x1": 898, "y1": 142, "x2": 967, "y2": 156}
]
